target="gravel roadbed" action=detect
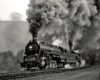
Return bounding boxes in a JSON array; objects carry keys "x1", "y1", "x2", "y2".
[{"x1": 15, "y1": 66, "x2": 100, "y2": 80}]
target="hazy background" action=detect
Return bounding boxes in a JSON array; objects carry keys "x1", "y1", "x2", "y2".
[{"x1": 0, "y1": 0, "x2": 32, "y2": 54}]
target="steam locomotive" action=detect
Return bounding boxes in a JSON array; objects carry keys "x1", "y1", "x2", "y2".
[{"x1": 20, "y1": 39, "x2": 82, "y2": 70}]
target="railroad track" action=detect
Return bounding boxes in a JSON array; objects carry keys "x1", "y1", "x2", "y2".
[{"x1": 0, "y1": 66, "x2": 92, "y2": 80}]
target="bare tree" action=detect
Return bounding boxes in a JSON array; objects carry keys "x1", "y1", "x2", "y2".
[{"x1": 10, "y1": 12, "x2": 22, "y2": 21}]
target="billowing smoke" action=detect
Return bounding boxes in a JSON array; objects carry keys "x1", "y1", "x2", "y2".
[
  {"x1": 27, "y1": 0, "x2": 98, "y2": 51},
  {"x1": 75, "y1": 0, "x2": 100, "y2": 51},
  {"x1": 52, "y1": 37, "x2": 64, "y2": 46}
]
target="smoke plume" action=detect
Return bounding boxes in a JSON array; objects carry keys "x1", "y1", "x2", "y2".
[
  {"x1": 75, "y1": 0, "x2": 100, "y2": 51},
  {"x1": 27, "y1": 0, "x2": 99, "y2": 51}
]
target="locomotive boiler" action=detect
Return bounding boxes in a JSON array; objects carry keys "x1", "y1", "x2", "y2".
[{"x1": 20, "y1": 39, "x2": 82, "y2": 70}]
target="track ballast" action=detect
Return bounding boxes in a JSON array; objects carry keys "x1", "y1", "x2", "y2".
[{"x1": 0, "y1": 66, "x2": 92, "y2": 80}]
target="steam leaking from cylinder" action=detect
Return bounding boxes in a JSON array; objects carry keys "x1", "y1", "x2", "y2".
[
  {"x1": 80, "y1": 60, "x2": 86, "y2": 67},
  {"x1": 26, "y1": 0, "x2": 98, "y2": 50}
]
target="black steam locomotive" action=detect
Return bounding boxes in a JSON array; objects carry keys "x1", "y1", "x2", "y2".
[{"x1": 20, "y1": 39, "x2": 82, "y2": 70}]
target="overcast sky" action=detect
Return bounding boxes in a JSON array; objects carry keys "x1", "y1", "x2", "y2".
[{"x1": 0, "y1": 0, "x2": 29, "y2": 21}]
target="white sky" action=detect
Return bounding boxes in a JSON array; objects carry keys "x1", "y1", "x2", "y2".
[{"x1": 0, "y1": 0, "x2": 29, "y2": 21}]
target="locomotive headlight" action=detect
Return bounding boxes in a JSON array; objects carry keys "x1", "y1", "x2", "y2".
[{"x1": 29, "y1": 46, "x2": 33, "y2": 49}]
